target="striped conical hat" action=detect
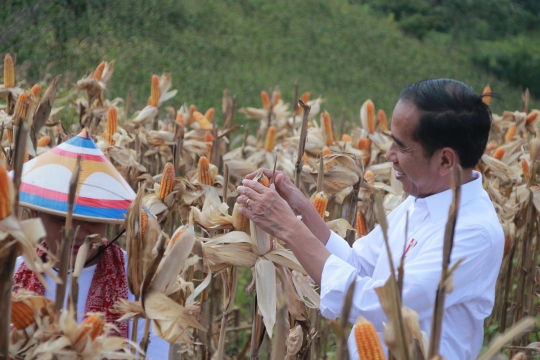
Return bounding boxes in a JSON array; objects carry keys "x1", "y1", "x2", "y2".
[{"x1": 17, "y1": 129, "x2": 136, "y2": 224}]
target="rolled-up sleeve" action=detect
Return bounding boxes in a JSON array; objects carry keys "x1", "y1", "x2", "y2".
[{"x1": 325, "y1": 231, "x2": 353, "y2": 261}]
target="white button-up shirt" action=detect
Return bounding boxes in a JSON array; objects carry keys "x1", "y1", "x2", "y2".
[{"x1": 320, "y1": 172, "x2": 504, "y2": 359}]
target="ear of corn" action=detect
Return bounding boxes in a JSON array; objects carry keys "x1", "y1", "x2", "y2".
[
  {"x1": 312, "y1": 192, "x2": 328, "y2": 219},
  {"x1": 493, "y1": 147, "x2": 505, "y2": 161},
  {"x1": 76, "y1": 313, "x2": 106, "y2": 344},
  {"x1": 265, "y1": 126, "x2": 277, "y2": 152},
  {"x1": 296, "y1": 92, "x2": 311, "y2": 115},
  {"x1": 93, "y1": 62, "x2": 106, "y2": 81},
  {"x1": 204, "y1": 131, "x2": 215, "y2": 155},
  {"x1": 378, "y1": 109, "x2": 389, "y2": 132},
  {"x1": 188, "y1": 104, "x2": 197, "y2": 124},
  {"x1": 527, "y1": 111, "x2": 538, "y2": 124},
  {"x1": 107, "y1": 107, "x2": 118, "y2": 135},
  {"x1": 301, "y1": 152, "x2": 309, "y2": 163},
  {"x1": 11, "y1": 301, "x2": 35, "y2": 330},
  {"x1": 148, "y1": 74, "x2": 160, "y2": 107},
  {"x1": 140, "y1": 209, "x2": 148, "y2": 240},
  {"x1": 482, "y1": 85, "x2": 491, "y2": 106},
  {"x1": 358, "y1": 137, "x2": 372, "y2": 167},
  {"x1": 31, "y1": 84, "x2": 42, "y2": 98},
  {"x1": 354, "y1": 316, "x2": 385, "y2": 360},
  {"x1": 366, "y1": 100, "x2": 376, "y2": 134},
  {"x1": 37, "y1": 136, "x2": 51, "y2": 147},
  {"x1": 159, "y1": 162, "x2": 175, "y2": 200},
  {"x1": 2, "y1": 172, "x2": 13, "y2": 220},
  {"x1": 176, "y1": 112, "x2": 185, "y2": 126},
  {"x1": 12, "y1": 92, "x2": 30, "y2": 126},
  {"x1": 7, "y1": 128, "x2": 13, "y2": 144},
  {"x1": 364, "y1": 170, "x2": 375, "y2": 185},
  {"x1": 272, "y1": 91, "x2": 281, "y2": 106},
  {"x1": 323, "y1": 111, "x2": 334, "y2": 146},
  {"x1": 505, "y1": 125, "x2": 516, "y2": 143},
  {"x1": 24, "y1": 149, "x2": 29, "y2": 163},
  {"x1": 341, "y1": 134, "x2": 352, "y2": 142},
  {"x1": 197, "y1": 156, "x2": 212, "y2": 185},
  {"x1": 4, "y1": 53, "x2": 14, "y2": 88},
  {"x1": 205, "y1": 108, "x2": 215, "y2": 122},
  {"x1": 355, "y1": 210, "x2": 367, "y2": 237},
  {"x1": 322, "y1": 146, "x2": 331, "y2": 157},
  {"x1": 194, "y1": 111, "x2": 213, "y2": 129},
  {"x1": 522, "y1": 158, "x2": 531, "y2": 182},
  {"x1": 261, "y1": 91, "x2": 270, "y2": 110},
  {"x1": 257, "y1": 174, "x2": 271, "y2": 188}
]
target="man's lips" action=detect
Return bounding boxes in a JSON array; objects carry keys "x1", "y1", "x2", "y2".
[{"x1": 394, "y1": 168, "x2": 405, "y2": 179}]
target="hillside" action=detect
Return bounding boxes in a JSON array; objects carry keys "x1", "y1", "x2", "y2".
[{"x1": 1, "y1": 0, "x2": 530, "y2": 122}]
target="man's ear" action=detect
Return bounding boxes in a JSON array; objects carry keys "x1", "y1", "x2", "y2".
[{"x1": 438, "y1": 147, "x2": 457, "y2": 176}]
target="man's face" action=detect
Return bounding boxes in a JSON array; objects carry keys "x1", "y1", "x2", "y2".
[
  {"x1": 39, "y1": 212, "x2": 106, "y2": 261},
  {"x1": 385, "y1": 100, "x2": 442, "y2": 198}
]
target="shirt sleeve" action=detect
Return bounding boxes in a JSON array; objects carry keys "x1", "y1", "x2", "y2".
[{"x1": 320, "y1": 224, "x2": 498, "y2": 332}]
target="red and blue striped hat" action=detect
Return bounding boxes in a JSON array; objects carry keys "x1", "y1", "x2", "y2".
[{"x1": 18, "y1": 129, "x2": 136, "y2": 224}]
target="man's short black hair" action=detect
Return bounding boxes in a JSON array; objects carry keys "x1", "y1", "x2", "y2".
[{"x1": 399, "y1": 78, "x2": 492, "y2": 169}]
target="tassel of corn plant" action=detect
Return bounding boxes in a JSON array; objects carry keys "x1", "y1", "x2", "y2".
[
  {"x1": 159, "y1": 162, "x2": 175, "y2": 200},
  {"x1": 366, "y1": 100, "x2": 376, "y2": 134},
  {"x1": 313, "y1": 191, "x2": 328, "y2": 219},
  {"x1": 482, "y1": 85, "x2": 491, "y2": 106},
  {"x1": 194, "y1": 111, "x2": 212, "y2": 130},
  {"x1": 4, "y1": 53, "x2": 14, "y2": 88},
  {"x1": 522, "y1": 159, "x2": 531, "y2": 182},
  {"x1": 355, "y1": 210, "x2": 367, "y2": 237},
  {"x1": 342, "y1": 134, "x2": 352, "y2": 142},
  {"x1": 493, "y1": 147, "x2": 505, "y2": 161},
  {"x1": 378, "y1": 109, "x2": 389, "y2": 132},
  {"x1": 505, "y1": 125, "x2": 516, "y2": 143},
  {"x1": 261, "y1": 90, "x2": 270, "y2": 110},
  {"x1": 75, "y1": 313, "x2": 106, "y2": 344},
  {"x1": 364, "y1": 170, "x2": 375, "y2": 185},
  {"x1": 93, "y1": 61, "x2": 106, "y2": 81},
  {"x1": 148, "y1": 74, "x2": 160, "y2": 107},
  {"x1": 354, "y1": 316, "x2": 385, "y2": 360},
  {"x1": 265, "y1": 126, "x2": 277, "y2": 152},
  {"x1": 323, "y1": 111, "x2": 334, "y2": 146},
  {"x1": 12, "y1": 92, "x2": 30, "y2": 126},
  {"x1": 204, "y1": 131, "x2": 214, "y2": 155},
  {"x1": 527, "y1": 111, "x2": 538, "y2": 124},
  {"x1": 197, "y1": 156, "x2": 212, "y2": 185},
  {"x1": 37, "y1": 136, "x2": 50, "y2": 147},
  {"x1": 31, "y1": 84, "x2": 42, "y2": 98}
]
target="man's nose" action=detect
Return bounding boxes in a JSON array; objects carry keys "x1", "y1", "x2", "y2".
[{"x1": 386, "y1": 142, "x2": 397, "y2": 162}]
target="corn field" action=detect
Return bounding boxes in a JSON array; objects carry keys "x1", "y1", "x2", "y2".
[{"x1": 1, "y1": 54, "x2": 540, "y2": 360}]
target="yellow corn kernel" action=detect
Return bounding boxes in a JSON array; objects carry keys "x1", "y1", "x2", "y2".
[
  {"x1": 258, "y1": 174, "x2": 271, "y2": 188},
  {"x1": 4, "y1": 54, "x2": 14, "y2": 88},
  {"x1": 355, "y1": 211, "x2": 367, "y2": 237},
  {"x1": 341, "y1": 134, "x2": 352, "y2": 143},
  {"x1": 522, "y1": 158, "x2": 531, "y2": 182},
  {"x1": 323, "y1": 111, "x2": 334, "y2": 146},
  {"x1": 159, "y1": 162, "x2": 175, "y2": 200},
  {"x1": 482, "y1": 85, "x2": 491, "y2": 106},
  {"x1": 297, "y1": 92, "x2": 311, "y2": 115},
  {"x1": 194, "y1": 111, "x2": 212, "y2": 129},
  {"x1": 265, "y1": 126, "x2": 277, "y2": 152},
  {"x1": 527, "y1": 111, "x2": 538, "y2": 124},
  {"x1": 312, "y1": 192, "x2": 328, "y2": 219},
  {"x1": 322, "y1": 146, "x2": 332, "y2": 157},
  {"x1": 493, "y1": 147, "x2": 505, "y2": 161},
  {"x1": 364, "y1": 170, "x2": 375, "y2": 185},
  {"x1": 7, "y1": 128, "x2": 13, "y2": 144},
  {"x1": 505, "y1": 125, "x2": 516, "y2": 143},
  {"x1": 378, "y1": 109, "x2": 389, "y2": 132},
  {"x1": 37, "y1": 136, "x2": 50, "y2": 147},
  {"x1": 76, "y1": 313, "x2": 106, "y2": 344},
  {"x1": 92, "y1": 62, "x2": 106, "y2": 81},
  {"x1": 140, "y1": 209, "x2": 148, "y2": 240},
  {"x1": 197, "y1": 156, "x2": 212, "y2": 185},
  {"x1": 204, "y1": 131, "x2": 214, "y2": 155},
  {"x1": 272, "y1": 91, "x2": 281, "y2": 106},
  {"x1": 12, "y1": 92, "x2": 30, "y2": 126},
  {"x1": 261, "y1": 91, "x2": 270, "y2": 110},
  {"x1": 365, "y1": 100, "x2": 375, "y2": 134},
  {"x1": 354, "y1": 317, "x2": 385, "y2": 360},
  {"x1": 148, "y1": 75, "x2": 160, "y2": 107},
  {"x1": 31, "y1": 84, "x2": 42, "y2": 98}
]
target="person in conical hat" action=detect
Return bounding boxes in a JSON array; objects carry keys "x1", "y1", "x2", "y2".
[{"x1": 12, "y1": 129, "x2": 169, "y2": 358}]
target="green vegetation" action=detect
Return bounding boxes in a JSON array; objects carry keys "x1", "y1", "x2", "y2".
[{"x1": 0, "y1": 0, "x2": 531, "y2": 124}]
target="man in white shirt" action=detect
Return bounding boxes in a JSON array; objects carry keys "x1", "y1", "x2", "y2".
[{"x1": 236, "y1": 79, "x2": 504, "y2": 359}]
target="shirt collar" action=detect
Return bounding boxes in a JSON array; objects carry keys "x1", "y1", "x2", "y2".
[{"x1": 419, "y1": 170, "x2": 483, "y2": 223}]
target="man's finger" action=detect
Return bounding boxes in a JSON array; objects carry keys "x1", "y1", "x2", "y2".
[
  {"x1": 241, "y1": 178, "x2": 273, "y2": 194},
  {"x1": 245, "y1": 168, "x2": 277, "y2": 180},
  {"x1": 237, "y1": 183, "x2": 265, "y2": 200}
]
